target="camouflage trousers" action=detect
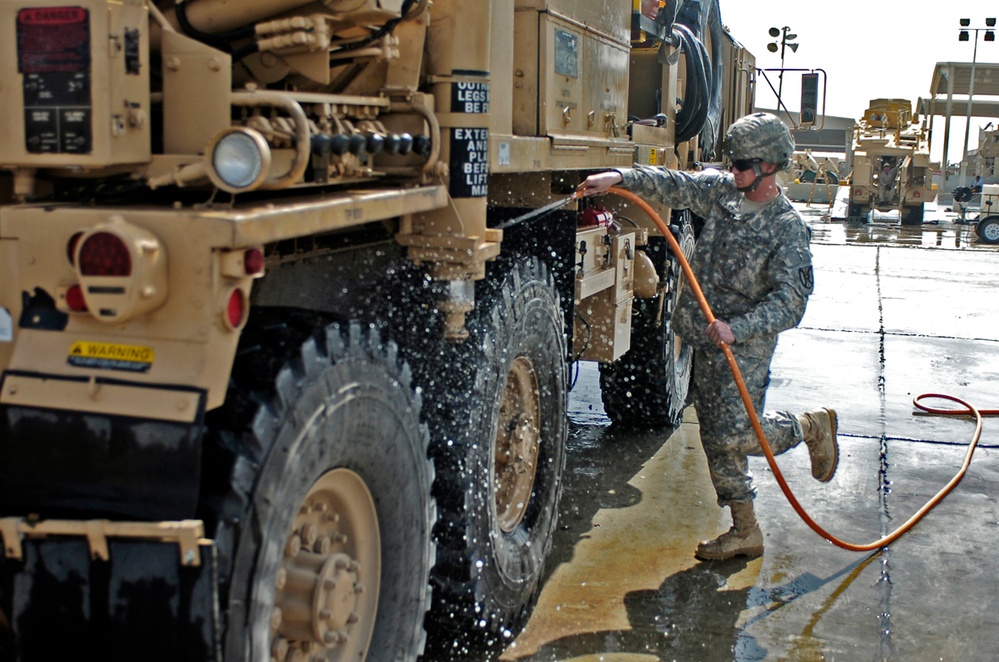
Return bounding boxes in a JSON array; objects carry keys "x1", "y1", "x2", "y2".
[{"x1": 692, "y1": 346, "x2": 804, "y2": 506}]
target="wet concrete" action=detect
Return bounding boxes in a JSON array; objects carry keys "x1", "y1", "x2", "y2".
[{"x1": 499, "y1": 200, "x2": 999, "y2": 661}]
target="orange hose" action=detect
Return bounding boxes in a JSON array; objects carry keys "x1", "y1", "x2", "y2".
[{"x1": 607, "y1": 186, "x2": 986, "y2": 552}]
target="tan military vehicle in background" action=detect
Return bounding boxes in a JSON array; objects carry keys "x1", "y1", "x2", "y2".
[
  {"x1": 784, "y1": 149, "x2": 843, "y2": 205},
  {"x1": 0, "y1": 0, "x2": 755, "y2": 659},
  {"x1": 846, "y1": 98, "x2": 935, "y2": 225},
  {"x1": 975, "y1": 123, "x2": 999, "y2": 180}
]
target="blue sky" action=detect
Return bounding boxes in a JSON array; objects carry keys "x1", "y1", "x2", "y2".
[{"x1": 720, "y1": 1, "x2": 999, "y2": 164}]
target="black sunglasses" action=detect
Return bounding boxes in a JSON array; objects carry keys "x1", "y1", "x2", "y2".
[{"x1": 730, "y1": 158, "x2": 763, "y2": 172}]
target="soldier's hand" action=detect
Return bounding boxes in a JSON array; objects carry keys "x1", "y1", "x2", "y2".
[
  {"x1": 706, "y1": 320, "x2": 735, "y2": 347},
  {"x1": 576, "y1": 171, "x2": 623, "y2": 198}
]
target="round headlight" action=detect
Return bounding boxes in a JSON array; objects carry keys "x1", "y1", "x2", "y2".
[{"x1": 206, "y1": 128, "x2": 271, "y2": 193}]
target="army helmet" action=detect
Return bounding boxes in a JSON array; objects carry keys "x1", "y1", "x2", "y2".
[{"x1": 723, "y1": 112, "x2": 795, "y2": 170}]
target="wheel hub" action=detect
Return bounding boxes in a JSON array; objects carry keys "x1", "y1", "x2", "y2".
[
  {"x1": 272, "y1": 469, "x2": 380, "y2": 661},
  {"x1": 495, "y1": 356, "x2": 541, "y2": 533}
]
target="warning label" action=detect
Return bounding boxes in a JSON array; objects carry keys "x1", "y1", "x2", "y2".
[
  {"x1": 450, "y1": 128, "x2": 489, "y2": 198},
  {"x1": 68, "y1": 341, "x2": 155, "y2": 372},
  {"x1": 451, "y1": 82, "x2": 489, "y2": 114}
]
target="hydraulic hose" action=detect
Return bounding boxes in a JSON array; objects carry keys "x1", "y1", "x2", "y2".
[
  {"x1": 672, "y1": 24, "x2": 710, "y2": 145},
  {"x1": 607, "y1": 186, "x2": 987, "y2": 552},
  {"x1": 674, "y1": 0, "x2": 724, "y2": 158}
]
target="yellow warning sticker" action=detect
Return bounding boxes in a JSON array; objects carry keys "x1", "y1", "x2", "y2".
[
  {"x1": 68, "y1": 341, "x2": 155, "y2": 373},
  {"x1": 636, "y1": 145, "x2": 658, "y2": 166}
]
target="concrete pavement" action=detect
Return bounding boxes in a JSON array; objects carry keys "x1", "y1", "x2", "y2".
[{"x1": 500, "y1": 207, "x2": 999, "y2": 661}]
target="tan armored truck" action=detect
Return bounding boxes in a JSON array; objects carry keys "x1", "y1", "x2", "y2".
[
  {"x1": 0, "y1": 0, "x2": 754, "y2": 659},
  {"x1": 846, "y1": 98, "x2": 935, "y2": 225}
]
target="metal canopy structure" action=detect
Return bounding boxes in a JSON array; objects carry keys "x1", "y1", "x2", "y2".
[
  {"x1": 916, "y1": 97, "x2": 999, "y2": 117},
  {"x1": 929, "y1": 61, "x2": 999, "y2": 97},
  {"x1": 921, "y1": 62, "x2": 999, "y2": 190}
]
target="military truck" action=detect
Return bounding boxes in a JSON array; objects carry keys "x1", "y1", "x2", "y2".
[
  {"x1": 846, "y1": 98, "x2": 935, "y2": 225},
  {"x1": 0, "y1": 0, "x2": 755, "y2": 659}
]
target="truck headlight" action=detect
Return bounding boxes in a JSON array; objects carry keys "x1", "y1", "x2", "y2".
[{"x1": 206, "y1": 128, "x2": 271, "y2": 193}]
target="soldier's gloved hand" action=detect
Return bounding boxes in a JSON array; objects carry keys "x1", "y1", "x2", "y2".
[
  {"x1": 706, "y1": 320, "x2": 736, "y2": 347},
  {"x1": 576, "y1": 171, "x2": 623, "y2": 197}
]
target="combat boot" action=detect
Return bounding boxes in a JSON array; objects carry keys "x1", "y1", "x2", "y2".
[
  {"x1": 799, "y1": 407, "x2": 839, "y2": 482},
  {"x1": 695, "y1": 501, "x2": 764, "y2": 561}
]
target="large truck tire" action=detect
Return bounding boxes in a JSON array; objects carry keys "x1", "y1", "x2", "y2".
[
  {"x1": 202, "y1": 317, "x2": 435, "y2": 662},
  {"x1": 901, "y1": 204, "x2": 924, "y2": 226},
  {"x1": 410, "y1": 256, "x2": 569, "y2": 657},
  {"x1": 848, "y1": 202, "x2": 867, "y2": 222},
  {"x1": 599, "y1": 210, "x2": 696, "y2": 428}
]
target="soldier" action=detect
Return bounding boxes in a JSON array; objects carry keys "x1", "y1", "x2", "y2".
[{"x1": 576, "y1": 112, "x2": 838, "y2": 561}]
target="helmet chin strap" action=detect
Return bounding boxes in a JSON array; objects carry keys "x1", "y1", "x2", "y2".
[
  {"x1": 736, "y1": 162, "x2": 767, "y2": 193},
  {"x1": 736, "y1": 160, "x2": 787, "y2": 193}
]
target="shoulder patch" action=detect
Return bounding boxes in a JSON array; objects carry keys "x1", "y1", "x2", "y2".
[{"x1": 798, "y1": 265, "x2": 814, "y2": 291}]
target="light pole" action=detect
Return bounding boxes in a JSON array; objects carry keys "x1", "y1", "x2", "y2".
[
  {"x1": 958, "y1": 18, "x2": 995, "y2": 185},
  {"x1": 767, "y1": 26, "x2": 798, "y2": 107}
]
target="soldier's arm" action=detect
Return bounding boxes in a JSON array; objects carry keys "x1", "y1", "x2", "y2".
[{"x1": 618, "y1": 165, "x2": 722, "y2": 219}]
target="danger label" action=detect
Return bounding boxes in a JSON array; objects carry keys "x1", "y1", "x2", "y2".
[
  {"x1": 17, "y1": 7, "x2": 90, "y2": 74},
  {"x1": 68, "y1": 341, "x2": 155, "y2": 372},
  {"x1": 19, "y1": 6, "x2": 87, "y2": 24}
]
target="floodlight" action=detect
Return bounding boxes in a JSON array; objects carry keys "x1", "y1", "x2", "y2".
[
  {"x1": 207, "y1": 128, "x2": 271, "y2": 193},
  {"x1": 767, "y1": 42, "x2": 778, "y2": 52},
  {"x1": 987, "y1": 17, "x2": 996, "y2": 26},
  {"x1": 960, "y1": 18, "x2": 971, "y2": 26},
  {"x1": 959, "y1": 30, "x2": 970, "y2": 41},
  {"x1": 769, "y1": 27, "x2": 780, "y2": 37},
  {"x1": 987, "y1": 31, "x2": 996, "y2": 41},
  {"x1": 785, "y1": 33, "x2": 798, "y2": 40}
]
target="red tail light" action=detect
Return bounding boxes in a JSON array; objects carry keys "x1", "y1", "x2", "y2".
[
  {"x1": 79, "y1": 232, "x2": 133, "y2": 276},
  {"x1": 65, "y1": 285, "x2": 87, "y2": 312},
  {"x1": 70, "y1": 218, "x2": 169, "y2": 323},
  {"x1": 66, "y1": 232, "x2": 83, "y2": 266},
  {"x1": 220, "y1": 247, "x2": 266, "y2": 278},
  {"x1": 244, "y1": 248, "x2": 265, "y2": 275},
  {"x1": 226, "y1": 288, "x2": 247, "y2": 329}
]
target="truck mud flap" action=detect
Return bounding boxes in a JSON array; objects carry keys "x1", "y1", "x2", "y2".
[
  {"x1": 1, "y1": 538, "x2": 220, "y2": 661},
  {"x1": 0, "y1": 372, "x2": 206, "y2": 521}
]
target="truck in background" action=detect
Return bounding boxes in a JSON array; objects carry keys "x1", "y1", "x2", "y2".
[
  {"x1": 846, "y1": 98, "x2": 935, "y2": 225},
  {"x1": 0, "y1": 0, "x2": 755, "y2": 659}
]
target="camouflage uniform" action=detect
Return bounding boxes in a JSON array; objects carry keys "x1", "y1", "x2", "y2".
[{"x1": 618, "y1": 164, "x2": 815, "y2": 505}]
